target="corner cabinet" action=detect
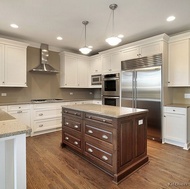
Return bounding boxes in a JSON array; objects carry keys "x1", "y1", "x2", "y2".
[
  {"x1": 168, "y1": 34, "x2": 190, "y2": 87},
  {"x1": 163, "y1": 106, "x2": 190, "y2": 150},
  {"x1": 0, "y1": 38, "x2": 28, "y2": 87},
  {"x1": 59, "y1": 51, "x2": 90, "y2": 88}
]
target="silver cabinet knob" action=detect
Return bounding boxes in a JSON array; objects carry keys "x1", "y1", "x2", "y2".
[
  {"x1": 39, "y1": 113, "x2": 43, "y2": 116},
  {"x1": 102, "y1": 155, "x2": 108, "y2": 161},
  {"x1": 39, "y1": 124, "x2": 43, "y2": 127},
  {"x1": 88, "y1": 130, "x2": 93, "y2": 134},
  {"x1": 65, "y1": 122, "x2": 69, "y2": 125},
  {"x1": 102, "y1": 135, "x2": 108, "y2": 139},
  {"x1": 17, "y1": 110, "x2": 22, "y2": 113},
  {"x1": 74, "y1": 125, "x2": 79, "y2": 129},
  {"x1": 74, "y1": 141, "x2": 78, "y2": 145},
  {"x1": 65, "y1": 137, "x2": 69, "y2": 140},
  {"x1": 88, "y1": 148, "x2": 93, "y2": 153}
]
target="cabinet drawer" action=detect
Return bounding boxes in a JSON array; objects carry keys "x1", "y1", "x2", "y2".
[
  {"x1": 164, "y1": 107, "x2": 186, "y2": 114},
  {"x1": 63, "y1": 108, "x2": 82, "y2": 118},
  {"x1": 85, "y1": 125, "x2": 112, "y2": 143},
  {"x1": 85, "y1": 113, "x2": 113, "y2": 125},
  {"x1": 7, "y1": 104, "x2": 30, "y2": 111},
  {"x1": 85, "y1": 143, "x2": 112, "y2": 165},
  {"x1": 63, "y1": 132, "x2": 81, "y2": 149},
  {"x1": 63, "y1": 118, "x2": 82, "y2": 132},
  {"x1": 33, "y1": 118, "x2": 61, "y2": 132},
  {"x1": 34, "y1": 108, "x2": 61, "y2": 119}
]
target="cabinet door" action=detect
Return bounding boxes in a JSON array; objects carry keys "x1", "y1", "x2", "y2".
[
  {"x1": 110, "y1": 52, "x2": 122, "y2": 72},
  {"x1": 101, "y1": 54, "x2": 111, "y2": 73},
  {"x1": 164, "y1": 113, "x2": 186, "y2": 143},
  {"x1": 0, "y1": 44, "x2": 4, "y2": 85},
  {"x1": 4, "y1": 45, "x2": 26, "y2": 87},
  {"x1": 121, "y1": 47, "x2": 139, "y2": 61},
  {"x1": 140, "y1": 42, "x2": 162, "y2": 57},
  {"x1": 77, "y1": 58, "x2": 89, "y2": 87},
  {"x1": 90, "y1": 56, "x2": 102, "y2": 74},
  {"x1": 168, "y1": 39, "x2": 190, "y2": 86},
  {"x1": 64, "y1": 55, "x2": 78, "y2": 87}
]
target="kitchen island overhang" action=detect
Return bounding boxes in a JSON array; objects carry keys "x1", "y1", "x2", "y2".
[{"x1": 61, "y1": 104, "x2": 149, "y2": 184}]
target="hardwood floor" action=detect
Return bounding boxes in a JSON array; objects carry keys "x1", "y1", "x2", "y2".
[{"x1": 27, "y1": 131, "x2": 190, "y2": 189}]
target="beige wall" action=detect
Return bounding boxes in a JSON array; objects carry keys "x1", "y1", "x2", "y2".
[
  {"x1": 0, "y1": 47, "x2": 101, "y2": 103},
  {"x1": 172, "y1": 87, "x2": 190, "y2": 104}
]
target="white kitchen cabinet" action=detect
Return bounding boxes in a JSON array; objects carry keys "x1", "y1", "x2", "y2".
[
  {"x1": 168, "y1": 38, "x2": 190, "y2": 86},
  {"x1": 31, "y1": 102, "x2": 68, "y2": 136},
  {"x1": 121, "y1": 42, "x2": 163, "y2": 61},
  {"x1": 0, "y1": 38, "x2": 28, "y2": 87},
  {"x1": 7, "y1": 104, "x2": 31, "y2": 128},
  {"x1": 163, "y1": 106, "x2": 190, "y2": 150},
  {"x1": 60, "y1": 52, "x2": 90, "y2": 88},
  {"x1": 101, "y1": 51, "x2": 122, "y2": 74},
  {"x1": 90, "y1": 55, "x2": 102, "y2": 74}
]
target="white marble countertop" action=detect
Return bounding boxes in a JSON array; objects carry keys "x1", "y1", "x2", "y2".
[
  {"x1": 165, "y1": 104, "x2": 190, "y2": 108},
  {"x1": 0, "y1": 110, "x2": 31, "y2": 138},
  {"x1": 62, "y1": 104, "x2": 148, "y2": 118}
]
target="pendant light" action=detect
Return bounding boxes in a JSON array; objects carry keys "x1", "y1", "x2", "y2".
[
  {"x1": 79, "y1": 21, "x2": 92, "y2": 55},
  {"x1": 105, "y1": 4, "x2": 122, "y2": 46}
]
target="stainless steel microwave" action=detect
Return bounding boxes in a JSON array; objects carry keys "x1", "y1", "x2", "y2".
[{"x1": 91, "y1": 74, "x2": 102, "y2": 85}]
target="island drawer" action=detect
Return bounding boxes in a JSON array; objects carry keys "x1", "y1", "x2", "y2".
[
  {"x1": 62, "y1": 108, "x2": 82, "y2": 118},
  {"x1": 85, "y1": 125, "x2": 113, "y2": 143},
  {"x1": 85, "y1": 113, "x2": 113, "y2": 125},
  {"x1": 63, "y1": 118, "x2": 82, "y2": 132},
  {"x1": 85, "y1": 143, "x2": 112, "y2": 166},
  {"x1": 63, "y1": 132, "x2": 81, "y2": 150}
]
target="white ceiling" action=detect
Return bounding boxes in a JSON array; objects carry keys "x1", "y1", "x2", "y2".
[{"x1": 0, "y1": 0, "x2": 190, "y2": 55}]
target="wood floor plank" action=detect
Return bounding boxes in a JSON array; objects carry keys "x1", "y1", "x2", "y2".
[{"x1": 27, "y1": 131, "x2": 190, "y2": 189}]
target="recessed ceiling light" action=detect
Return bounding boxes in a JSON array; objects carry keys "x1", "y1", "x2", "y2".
[
  {"x1": 118, "y1": 34, "x2": 124, "y2": 38},
  {"x1": 57, "y1": 36, "x2": 63, "y2": 40},
  {"x1": 10, "y1": 24, "x2": 19, "y2": 28},
  {"x1": 167, "y1": 16, "x2": 176, "y2": 22}
]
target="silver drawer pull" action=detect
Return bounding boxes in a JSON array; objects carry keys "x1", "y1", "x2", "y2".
[
  {"x1": 39, "y1": 113, "x2": 43, "y2": 116},
  {"x1": 17, "y1": 110, "x2": 22, "y2": 113},
  {"x1": 88, "y1": 148, "x2": 93, "y2": 153},
  {"x1": 65, "y1": 122, "x2": 69, "y2": 125},
  {"x1": 102, "y1": 155, "x2": 108, "y2": 161},
  {"x1": 65, "y1": 137, "x2": 69, "y2": 140},
  {"x1": 102, "y1": 119, "x2": 106, "y2": 122},
  {"x1": 39, "y1": 124, "x2": 43, "y2": 127},
  {"x1": 102, "y1": 135, "x2": 108, "y2": 139},
  {"x1": 74, "y1": 125, "x2": 79, "y2": 129},
  {"x1": 88, "y1": 116, "x2": 92, "y2": 119},
  {"x1": 64, "y1": 110, "x2": 68, "y2": 113},
  {"x1": 74, "y1": 141, "x2": 78, "y2": 145},
  {"x1": 88, "y1": 130, "x2": 93, "y2": 134}
]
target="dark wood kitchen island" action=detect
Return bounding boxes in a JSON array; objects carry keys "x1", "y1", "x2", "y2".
[{"x1": 61, "y1": 104, "x2": 149, "y2": 184}]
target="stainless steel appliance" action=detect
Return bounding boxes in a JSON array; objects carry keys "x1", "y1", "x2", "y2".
[
  {"x1": 91, "y1": 74, "x2": 102, "y2": 85},
  {"x1": 102, "y1": 73, "x2": 120, "y2": 106},
  {"x1": 121, "y1": 54, "x2": 162, "y2": 142}
]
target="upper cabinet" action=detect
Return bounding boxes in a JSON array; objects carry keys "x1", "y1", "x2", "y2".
[
  {"x1": 101, "y1": 51, "x2": 122, "y2": 74},
  {"x1": 168, "y1": 33, "x2": 190, "y2": 87},
  {"x1": 0, "y1": 38, "x2": 28, "y2": 87},
  {"x1": 60, "y1": 52, "x2": 90, "y2": 88},
  {"x1": 90, "y1": 55, "x2": 102, "y2": 74},
  {"x1": 121, "y1": 42, "x2": 163, "y2": 61}
]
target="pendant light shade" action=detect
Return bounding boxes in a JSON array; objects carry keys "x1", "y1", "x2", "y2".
[
  {"x1": 79, "y1": 21, "x2": 92, "y2": 55},
  {"x1": 106, "y1": 4, "x2": 122, "y2": 46}
]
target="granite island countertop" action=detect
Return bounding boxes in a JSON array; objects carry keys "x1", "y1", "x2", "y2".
[
  {"x1": 62, "y1": 104, "x2": 148, "y2": 118},
  {"x1": 0, "y1": 110, "x2": 31, "y2": 138}
]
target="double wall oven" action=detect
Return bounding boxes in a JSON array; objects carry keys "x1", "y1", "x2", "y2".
[{"x1": 102, "y1": 73, "x2": 120, "y2": 106}]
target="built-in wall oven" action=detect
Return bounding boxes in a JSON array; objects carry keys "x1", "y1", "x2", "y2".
[{"x1": 102, "y1": 73, "x2": 120, "y2": 106}]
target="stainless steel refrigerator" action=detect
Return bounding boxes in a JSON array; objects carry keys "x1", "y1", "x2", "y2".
[{"x1": 121, "y1": 54, "x2": 162, "y2": 142}]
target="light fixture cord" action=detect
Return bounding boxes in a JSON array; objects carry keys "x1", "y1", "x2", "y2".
[
  {"x1": 84, "y1": 24, "x2": 87, "y2": 46},
  {"x1": 112, "y1": 9, "x2": 114, "y2": 36}
]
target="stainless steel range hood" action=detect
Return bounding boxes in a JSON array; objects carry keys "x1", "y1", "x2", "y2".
[{"x1": 30, "y1": 44, "x2": 59, "y2": 73}]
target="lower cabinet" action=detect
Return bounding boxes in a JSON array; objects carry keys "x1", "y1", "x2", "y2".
[
  {"x1": 62, "y1": 107, "x2": 148, "y2": 184},
  {"x1": 163, "y1": 106, "x2": 190, "y2": 150}
]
